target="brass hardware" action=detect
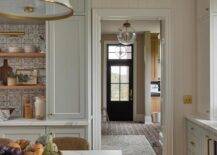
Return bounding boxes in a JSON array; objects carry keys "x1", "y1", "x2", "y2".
[
  {"x1": 24, "y1": 6, "x2": 35, "y2": 13},
  {"x1": 183, "y1": 95, "x2": 192, "y2": 104},
  {"x1": 48, "y1": 113, "x2": 53, "y2": 117},
  {"x1": 129, "y1": 89, "x2": 133, "y2": 101},
  {"x1": 190, "y1": 141, "x2": 195, "y2": 146},
  {"x1": 0, "y1": 32, "x2": 25, "y2": 37},
  {"x1": 206, "y1": 8, "x2": 209, "y2": 11},
  {"x1": 190, "y1": 127, "x2": 194, "y2": 130}
]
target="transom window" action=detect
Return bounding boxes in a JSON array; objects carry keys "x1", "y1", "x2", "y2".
[{"x1": 108, "y1": 44, "x2": 132, "y2": 60}]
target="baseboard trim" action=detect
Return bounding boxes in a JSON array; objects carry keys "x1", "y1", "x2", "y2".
[
  {"x1": 134, "y1": 114, "x2": 145, "y2": 122},
  {"x1": 145, "y1": 116, "x2": 152, "y2": 124}
]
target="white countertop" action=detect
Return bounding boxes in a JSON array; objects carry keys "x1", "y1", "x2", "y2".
[
  {"x1": 185, "y1": 115, "x2": 217, "y2": 134},
  {"x1": 61, "y1": 150, "x2": 122, "y2": 155},
  {"x1": 0, "y1": 118, "x2": 89, "y2": 126}
]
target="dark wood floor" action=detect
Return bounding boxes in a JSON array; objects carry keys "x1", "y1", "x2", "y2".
[{"x1": 102, "y1": 121, "x2": 162, "y2": 155}]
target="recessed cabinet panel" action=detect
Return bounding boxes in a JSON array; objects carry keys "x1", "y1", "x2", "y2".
[
  {"x1": 0, "y1": 127, "x2": 45, "y2": 142},
  {"x1": 71, "y1": 0, "x2": 85, "y2": 15},
  {"x1": 197, "y1": 18, "x2": 210, "y2": 117},
  {"x1": 48, "y1": 16, "x2": 85, "y2": 119},
  {"x1": 47, "y1": 127, "x2": 86, "y2": 138}
]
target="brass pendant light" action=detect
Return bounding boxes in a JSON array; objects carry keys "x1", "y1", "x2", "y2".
[{"x1": 0, "y1": 0, "x2": 74, "y2": 21}]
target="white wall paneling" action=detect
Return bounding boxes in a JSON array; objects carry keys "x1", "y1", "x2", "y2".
[
  {"x1": 210, "y1": 13, "x2": 217, "y2": 120},
  {"x1": 196, "y1": 0, "x2": 210, "y2": 118},
  {"x1": 92, "y1": 9, "x2": 173, "y2": 155},
  {"x1": 47, "y1": 16, "x2": 86, "y2": 119},
  {"x1": 211, "y1": 0, "x2": 217, "y2": 13}
]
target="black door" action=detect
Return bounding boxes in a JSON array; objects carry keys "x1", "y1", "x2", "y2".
[{"x1": 107, "y1": 44, "x2": 133, "y2": 121}]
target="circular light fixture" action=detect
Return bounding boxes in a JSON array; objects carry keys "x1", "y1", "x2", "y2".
[
  {"x1": 117, "y1": 21, "x2": 136, "y2": 45},
  {"x1": 0, "y1": 0, "x2": 74, "y2": 21}
]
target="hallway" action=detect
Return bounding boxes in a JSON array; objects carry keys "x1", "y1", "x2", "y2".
[{"x1": 102, "y1": 122, "x2": 162, "y2": 155}]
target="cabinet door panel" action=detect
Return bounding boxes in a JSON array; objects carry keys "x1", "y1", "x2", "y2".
[
  {"x1": 0, "y1": 127, "x2": 45, "y2": 142},
  {"x1": 48, "y1": 16, "x2": 86, "y2": 119},
  {"x1": 47, "y1": 127, "x2": 86, "y2": 138}
]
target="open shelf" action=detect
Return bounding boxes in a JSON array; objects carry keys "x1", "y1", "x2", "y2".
[
  {"x1": 0, "y1": 52, "x2": 45, "y2": 58},
  {"x1": 0, "y1": 84, "x2": 46, "y2": 90}
]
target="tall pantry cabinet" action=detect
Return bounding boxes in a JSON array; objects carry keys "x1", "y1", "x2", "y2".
[{"x1": 47, "y1": 0, "x2": 87, "y2": 119}]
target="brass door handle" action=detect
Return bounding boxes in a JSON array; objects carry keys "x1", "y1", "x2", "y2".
[{"x1": 129, "y1": 89, "x2": 133, "y2": 101}]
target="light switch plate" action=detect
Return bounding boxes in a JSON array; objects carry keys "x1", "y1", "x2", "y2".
[{"x1": 183, "y1": 95, "x2": 192, "y2": 104}]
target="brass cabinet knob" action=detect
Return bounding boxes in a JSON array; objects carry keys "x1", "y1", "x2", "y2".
[
  {"x1": 48, "y1": 113, "x2": 53, "y2": 117},
  {"x1": 190, "y1": 127, "x2": 194, "y2": 130},
  {"x1": 190, "y1": 141, "x2": 195, "y2": 146}
]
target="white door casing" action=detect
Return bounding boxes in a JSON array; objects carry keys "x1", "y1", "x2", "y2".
[{"x1": 92, "y1": 9, "x2": 173, "y2": 155}]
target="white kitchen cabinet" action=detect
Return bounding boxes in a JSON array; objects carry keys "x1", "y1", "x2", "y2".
[
  {"x1": 46, "y1": 127, "x2": 86, "y2": 139},
  {"x1": 71, "y1": 0, "x2": 85, "y2": 15},
  {"x1": 47, "y1": 15, "x2": 86, "y2": 119},
  {"x1": 0, "y1": 127, "x2": 45, "y2": 142},
  {"x1": 186, "y1": 119, "x2": 217, "y2": 155}
]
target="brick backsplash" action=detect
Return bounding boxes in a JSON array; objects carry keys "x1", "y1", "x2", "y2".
[{"x1": 0, "y1": 24, "x2": 46, "y2": 118}]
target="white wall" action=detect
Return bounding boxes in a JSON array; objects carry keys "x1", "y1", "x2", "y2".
[{"x1": 92, "y1": 0, "x2": 197, "y2": 155}]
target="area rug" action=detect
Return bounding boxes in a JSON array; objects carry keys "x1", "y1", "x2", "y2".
[
  {"x1": 102, "y1": 122, "x2": 162, "y2": 155},
  {"x1": 102, "y1": 135, "x2": 156, "y2": 155}
]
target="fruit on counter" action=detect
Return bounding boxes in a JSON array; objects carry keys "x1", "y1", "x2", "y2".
[
  {"x1": 32, "y1": 144, "x2": 44, "y2": 155},
  {"x1": 7, "y1": 142, "x2": 21, "y2": 150},
  {"x1": 16, "y1": 139, "x2": 30, "y2": 150}
]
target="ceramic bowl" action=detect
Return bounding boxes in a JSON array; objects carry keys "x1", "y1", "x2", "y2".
[
  {"x1": 24, "y1": 45, "x2": 37, "y2": 53},
  {"x1": 8, "y1": 46, "x2": 23, "y2": 53}
]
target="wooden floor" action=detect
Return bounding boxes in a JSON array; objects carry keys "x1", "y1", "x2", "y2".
[{"x1": 102, "y1": 121, "x2": 162, "y2": 155}]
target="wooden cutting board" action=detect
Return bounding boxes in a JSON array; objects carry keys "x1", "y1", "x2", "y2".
[{"x1": 0, "y1": 59, "x2": 13, "y2": 85}]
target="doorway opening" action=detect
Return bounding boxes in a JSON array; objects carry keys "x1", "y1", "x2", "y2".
[
  {"x1": 91, "y1": 8, "x2": 173, "y2": 155},
  {"x1": 101, "y1": 20, "x2": 162, "y2": 155}
]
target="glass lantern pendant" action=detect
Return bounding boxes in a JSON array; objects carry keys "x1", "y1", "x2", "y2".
[
  {"x1": 117, "y1": 21, "x2": 136, "y2": 45},
  {"x1": 0, "y1": 0, "x2": 74, "y2": 21}
]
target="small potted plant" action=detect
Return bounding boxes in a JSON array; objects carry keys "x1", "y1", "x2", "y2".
[{"x1": 7, "y1": 72, "x2": 17, "y2": 86}]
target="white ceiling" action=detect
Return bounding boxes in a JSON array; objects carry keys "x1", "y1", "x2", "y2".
[{"x1": 101, "y1": 20, "x2": 160, "y2": 34}]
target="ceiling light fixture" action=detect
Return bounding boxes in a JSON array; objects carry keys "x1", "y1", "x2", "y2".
[
  {"x1": 117, "y1": 21, "x2": 136, "y2": 45},
  {"x1": 0, "y1": 0, "x2": 74, "y2": 21}
]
